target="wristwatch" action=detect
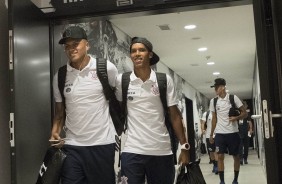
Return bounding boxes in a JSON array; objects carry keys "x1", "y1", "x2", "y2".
[{"x1": 180, "y1": 143, "x2": 190, "y2": 150}]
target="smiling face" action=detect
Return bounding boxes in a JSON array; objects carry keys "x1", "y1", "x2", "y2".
[
  {"x1": 130, "y1": 43, "x2": 153, "y2": 69},
  {"x1": 64, "y1": 38, "x2": 89, "y2": 67}
]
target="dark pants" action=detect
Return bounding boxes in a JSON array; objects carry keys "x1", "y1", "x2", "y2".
[
  {"x1": 239, "y1": 134, "x2": 250, "y2": 160},
  {"x1": 215, "y1": 133, "x2": 240, "y2": 155},
  {"x1": 121, "y1": 152, "x2": 175, "y2": 184},
  {"x1": 61, "y1": 144, "x2": 116, "y2": 184}
]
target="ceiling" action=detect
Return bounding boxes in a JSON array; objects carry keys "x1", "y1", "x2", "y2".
[{"x1": 110, "y1": 4, "x2": 256, "y2": 100}]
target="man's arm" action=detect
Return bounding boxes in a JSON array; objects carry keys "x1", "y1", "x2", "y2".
[
  {"x1": 168, "y1": 105, "x2": 189, "y2": 164},
  {"x1": 248, "y1": 120, "x2": 253, "y2": 134},
  {"x1": 201, "y1": 119, "x2": 206, "y2": 135},
  {"x1": 209, "y1": 112, "x2": 217, "y2": 138},
  {"x1": 50, "y1": 102, "x2": 65, "y2": 146},
  {"x1": 169, "y1": 105, "x2": 186, "y2": 145}
]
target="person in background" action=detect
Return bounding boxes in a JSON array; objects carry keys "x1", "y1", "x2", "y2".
[
  {"x1": 115, "y1": 37, "x2": 190, "y2": 184},
  {"x1": 201, "y1": 110, "x2": 218, "y2": 174},
  {"x1": 238, "y1": 101, "x2": 253, "y2": 165},
  {"x1": 50, "y1": 26, "x2": 118, "y2": 184},
  {"x1": 209, "y1": 78, "x2": 247, "y2": 184}
]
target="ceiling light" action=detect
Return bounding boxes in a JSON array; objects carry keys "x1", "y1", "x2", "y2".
[
  {"x1": 213, "y1": 72, "x2": 220, "y2": 75},
  {"x1": 198, "y1": 47, "x2": 207, "y2": 52},
  {"x1": 207, "y1": 62, "x2": 215, "y2": 65},
  {"x1": 184, "y1": 25, "x2": 196, "y2": 30}
]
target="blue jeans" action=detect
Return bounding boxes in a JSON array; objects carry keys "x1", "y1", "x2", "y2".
[
  {"x1": 61, "y1": 144, "x2": 115, "y2": 184},
  {"x1": 121, "y1": 152, "x2": 175, "y2": 184}
]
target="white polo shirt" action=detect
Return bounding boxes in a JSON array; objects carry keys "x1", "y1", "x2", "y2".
[
  {"x1": 209, "y1": 94, "x2": 243, "y2": 134},
  {"x1": 115, "y1": 70, "x2": 178, "y2": 155},
  {"x1": 53, "y1": 56, "x2": 118, "y2": 146}
]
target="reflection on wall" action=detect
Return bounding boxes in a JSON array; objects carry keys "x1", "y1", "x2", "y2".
[{"x1": 252, "y1": 54, "x2": 265, "y2": 173}]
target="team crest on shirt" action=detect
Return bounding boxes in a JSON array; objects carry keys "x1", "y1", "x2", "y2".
[
  {"x1": 90, "y1": 71, "x2": 98, "y2": 80},
  {"x1": 151, "y1": 83, "x2": 159, "y2": 95}
]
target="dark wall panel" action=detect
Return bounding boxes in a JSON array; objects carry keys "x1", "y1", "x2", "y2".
[
  {"x1": 12, "y1": 0, "x2": 51, "y2": 183},
  {"x1": 0, "y1": 0, "x2": 11, "y2": 184}
]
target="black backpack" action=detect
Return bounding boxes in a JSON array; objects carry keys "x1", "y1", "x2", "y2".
[
  {"x1": 121, "y1": 72, "x2": 179, "y2": 164},
  {"x1": 213, "y1": 94, "x2": 240, "y2": 117},
  {"x1": 57, "y1": 58, "x2": 125, "y2": 136}
]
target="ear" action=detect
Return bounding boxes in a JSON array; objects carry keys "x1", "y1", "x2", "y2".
[
  {"x1": 86, "y1": 42, "x2": 90, "y2": 51},
  {"x1": 149, "y1": 52, "x2": 153, "y2": 58}
]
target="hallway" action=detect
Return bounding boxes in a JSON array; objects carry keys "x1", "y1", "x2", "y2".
[{"x1": 200, "y1": 149, "x2": 267, "y2": 184}]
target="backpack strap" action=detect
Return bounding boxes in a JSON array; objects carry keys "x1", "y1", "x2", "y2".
[
  {"x1": 229, "y1": 94, "x2": 236, "y2": 108},
  {"x1": 213, "y1": 97, "x2": 218, "y2": 114},
  {"x1": 121, "y1": 72, "x2": 132, "y2": 131},
  {"x1": 96, "y1": 58, "x2": 112, "y2": 100},
  {"x1": 156, "y1": 73, "x2": 178, "y2": 165},
  {"x1": 156, "y1": 73, "x2": 167, "y2": 113},
  {"x1": 58, "y1": 65, "x2": 67, "y2": 106}
]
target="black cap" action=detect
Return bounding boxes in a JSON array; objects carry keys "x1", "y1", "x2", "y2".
[
  {"x1": 59, "y1": 26, "x2": 87, "y2": 44},
  {"x1": 210, "y1": 78, "x2": 226, "y2": 88},
  {"x1": 130, "y1": 37, "x2": 160, "y2": 65}
]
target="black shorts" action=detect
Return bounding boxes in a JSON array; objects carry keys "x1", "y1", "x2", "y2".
[
  {"x1": 214, "y1": 133, "x2": 240, "y2": 155},
  {"x1": 206, "y1": 138, "x2": 216, "y2": 152},
  {"x1": 61, "y1": 144, "x2": 115, "y2": 184},
  {"x1": 121, "y1": 152, "x2": 175, "y2": 184}
]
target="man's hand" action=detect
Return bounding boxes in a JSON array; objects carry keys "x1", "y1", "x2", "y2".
[
  {"x1": 49, "y1": 133, "x2": 65, "y2": 148},
  {"x1": 229, "y1": 116, "x2": 238, "y2": 122},
  {"x1": 178, "y1": 150, "x2": 190, "y2": 165},
  {"x1": 209, "y1": 136, "x2": 214, "y2": 144}
]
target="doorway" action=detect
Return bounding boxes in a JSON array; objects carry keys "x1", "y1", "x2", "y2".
[{"x1": 50, "y1": 1, "x2": 282, "y2": 183}]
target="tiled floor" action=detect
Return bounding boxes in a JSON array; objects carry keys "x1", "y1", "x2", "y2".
[{"x1": 199, "y1": 149, "x2": 267, "y2": 184}]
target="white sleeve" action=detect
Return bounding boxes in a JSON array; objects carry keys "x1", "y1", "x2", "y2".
[
  {"x1": 107, "y1": 61, "x2": 118, "y2": 87},
  {"x1": 234, "y1": 95, "x2": 243, "y2": 108},
  {"x1": 52, "y1": 72, "x2": 62, "y2": 102},
  {"x1": 166, "y1": 74, "x2": 178, "y2": 107}
]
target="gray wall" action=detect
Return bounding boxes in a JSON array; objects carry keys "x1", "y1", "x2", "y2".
[
  {"x1": 0, "y1": 0, "x2": 11, "y2": 183},
  {"x1": 11, "y1": 0, "x2": 51, "y2": 183}
]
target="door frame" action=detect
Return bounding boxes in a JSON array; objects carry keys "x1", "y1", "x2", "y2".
[
  {"x1": 253, "y1": 0, "x2": 282, "y2": 183},
  {"x1": 49, "y1": 0, "x2": 282, "y2": 183}
]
